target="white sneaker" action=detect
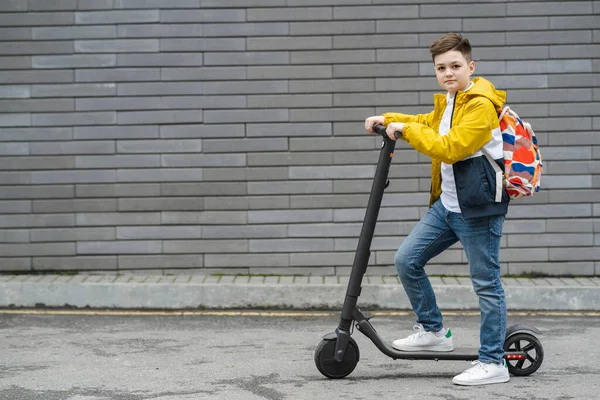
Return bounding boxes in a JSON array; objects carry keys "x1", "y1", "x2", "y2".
[
  {"x1": 452, "y1": 360, "x2": 510, "y2": 386},
  {"x1": 391, "y1": 324, "x2": 454, "y2": 352}
]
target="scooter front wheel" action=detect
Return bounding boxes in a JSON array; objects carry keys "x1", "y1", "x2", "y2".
[{"x1": 314, "y1": 337, "x2": 359, "y2": 379}]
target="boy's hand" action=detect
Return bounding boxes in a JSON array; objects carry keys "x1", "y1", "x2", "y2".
[
  {"x1": 386, "y1": 122, "x2": 405, "y2": 141},
  {"x1": 365, "y1": 115, "x2": 385, "y2": 134}
]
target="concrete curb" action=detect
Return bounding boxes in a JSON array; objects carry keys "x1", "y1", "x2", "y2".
[{"x1": 0, "y1": 275, "x2": 599, "y2": 310}]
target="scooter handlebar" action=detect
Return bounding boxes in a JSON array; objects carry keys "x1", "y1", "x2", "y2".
[{"x1": 373, "y1": 124, "x2": 401, "y2": 140}]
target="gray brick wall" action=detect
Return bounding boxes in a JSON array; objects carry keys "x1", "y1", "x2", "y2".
[{"x1": 0, "y1": 0, "x2": 598, "y2": 276}]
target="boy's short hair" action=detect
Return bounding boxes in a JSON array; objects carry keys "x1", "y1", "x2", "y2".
[{"x1": 429, "y1": 33, "x2": 472, "y2": 63}]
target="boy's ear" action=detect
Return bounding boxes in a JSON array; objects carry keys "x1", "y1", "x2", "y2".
[{"x1": 468, "y1": 60, "x2": 475, "y2": 76}]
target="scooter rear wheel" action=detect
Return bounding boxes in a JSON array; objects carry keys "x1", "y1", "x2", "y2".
[
  {"x1": 504, "y1": 332, "x2": 544, "y2": 376},
  {"x1": 314, "y1": 337, "x2": 359, "y2": 379}
]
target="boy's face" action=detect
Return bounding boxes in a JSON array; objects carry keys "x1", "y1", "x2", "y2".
[{"x1": 433, "y1": 50, "x2": 475, "y2": 96}]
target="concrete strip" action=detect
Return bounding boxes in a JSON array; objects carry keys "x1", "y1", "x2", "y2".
[{"x1": 0, "y1": 275, "x2": 598, "y2": 311}]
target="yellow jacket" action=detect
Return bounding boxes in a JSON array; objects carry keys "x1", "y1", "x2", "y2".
[{"x1": 382, "y1": 77, "x2": 508, "y2": 217}]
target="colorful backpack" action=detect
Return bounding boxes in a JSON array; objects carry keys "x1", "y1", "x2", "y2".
[{"x1": 483, "y1": 106, "x2": 543, "y2": 200}]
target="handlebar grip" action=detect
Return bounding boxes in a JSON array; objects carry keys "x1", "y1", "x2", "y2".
[{"x1": 373, "y1": 124, "x2": 401, "y2": 140}]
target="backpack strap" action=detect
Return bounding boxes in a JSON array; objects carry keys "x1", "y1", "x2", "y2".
[{"x1": 481, "y1": 149, "x2": 504, "y2": 203}]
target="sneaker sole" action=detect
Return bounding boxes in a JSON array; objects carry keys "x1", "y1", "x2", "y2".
[
  {"x1": 391, "y1": 343, "x2": 454, "y2": 352},
  {"x1": 452, "y1": 375, "x2": 510, "y2": 386}
]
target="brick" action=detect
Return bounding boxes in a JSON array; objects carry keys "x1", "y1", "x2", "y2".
[
  {"x1": 550, "y1": 45, "x2": 600, "y2": 59},
  {"x1": 159, "y1": 95, "x2": 245, "y2": 109},
  {"x1": 507, "y1": 30, "x2": 591, "y2": 46},
  {"x1": 76, "y1": 155, "x2": 159, "y2": 168},
  {"x1": 75, "y1": 10, "x2": 159, "y2": 24},
  {"x1": 75, "y1": 39, "x2": 159, "y2": 53},
  {"x1": 290, "y1": 136, "x2": 376, "y2": 151},
  {"x1": 118, "y1": 82, "x2": 203, "y2": 96},
  {"x1": 0, "y1": 156, "x2": 74, "y2": 171},
  {"x1": 117, "y1": 139, "x2": 201, "y2": 153},
  {"x1": 117, "y1": 53, "x2": 203, "y2": 67},
  {"x1": 508, "y1": 233, "x2": 594, "y2": 248},
  {"x1": 31, "y1": 170, "x2": 116, "y2": 184},
  {"x1": 32, "y1": 112, "x2": 116, "y2": 127},
  {"x1": 118, "y1": 255, "x2": 203, "y2": 269},
  {"x1": 76, "y1": 68, "x2": 160, "y2": 82},
  {"x1": 422, "y1": 3, "x2": 504, "y2": 17},
  {"x1": 75, "y1": 125, "x2": 158, "y2": 140},
  {"x1": 334, "y1": 5, "x2": 417, "y2": 19},
  {"x1": 78, "y1": 240, "x2": 162, "y2": 254},
  {"x1": 161, "y1": 67, "x2": 245, "y2": 81},
  {"x1": 508, "y1": 262, "x2": 594, "y2": 276},
  {"x1": 203, "y1": 80, "x2": 286, "y2": 95},
  {"x1": 248, "y1": 94, "x2": 331, "y2": 109},
  {"x1": 117, "y1": 226, "x2": 202, "y2": 240},
  {"x1": 2, "y1": 185, "x2": 74, "y2": 199},
  {"x1": 290, "y1": 21, "x2": 374, "y2": 36},
  {"x1": 77, "y1": 212, "x2": 160, "y2": 226},
  {"x1": 205, "y1": 254, "x2": 288, "y2": 268},
  {"x1": 334, "y1": 92, "x2": 419, "y2": 107},
  {"x1": 550, "y1": 15, "x2": 600, "y2": 29},
  {"x1": 291, "y1": 195, "x2": 370, "y2": 210},
  {"x1": 32, "y1": 83, "x2": 116, "y2": 98},
  {"x1": 549, "y1": 74, "x2": 599, "y2": 88},
  {"x1": 290, "y1": 107, "x2": 375, "y2": 123},
  {"x1": 29, "y1": 0, "x2": 77, "y2": 10},
  {"x1": 203, "y1": 225, "x2": 287, "y2": 239},
  {"x1": 205, "y1": 51, "x2": 289, "y2": 66},
  {"x1": 248, "y1": 7, "x2": 332, "y2": 22},
  {"x1": 508, "y1": 88, "x2": 592, "y2": 103},
  {"x1": 0, "y1": 41, "x2": 74, "y2": 55},
  {"x1": 32, "y1": 199, "x2": 117, "y2": 213},
  {"x1": 0, "y1": 28, "x2": 31, "y2": 40},
  {"x1": 546, "y1": 219, "x2": 594, "y2": 233},
  {"x1": 160, "y1": 124, "x2": 244, "y2": 139},
  {"x1": 118, "y1": 110, "x2": 203, "y2": 125},
  {"x1": 507, "y1": 204, "x2": 592, "y2": 219},
  {"x1": 115, "y1": 0, "x2": 199, "y2": 7},
  {"x1": 0, "y1": 114, "x2": 31, "y2": 127},
  {"x1": 32, "y1": 25, "x2": 115, "y2": 40},
  {"x1": 30, "y1": 140, "x2": 114, "y2": 155},
  {"x1": 549, "y1": 103, "x2": 600, "y2": 117},
  {"x1": 161, "y1": 182, "x2": 245, "y2": 196},
  {"x1": 203, "y1": 167, "x2": 288, "y2": 182},
  {"x1": 248, "y1": 180, "x2": 332, "y2": 195},
  {"x1": 463, "y1": 17, "x2": 548, "y2": 32},
  {"x1": 0, "y1": 0, "x2": 27, "y2": 11},
  {"x1": 377, "y1": 19, "x2": 459, "y2": 34},
  {"x1": 161, "y1": 9, "x2": 245, "y2": 23},
  {"x1": 204, "y1": 109, "x2": 288, "y2": 123},
  {"x1": 0, "y1": 214, "x2": 74, "y2": 228},
  {"x1": 119, "y1": 197, "x2": 204, "y2": 211},
  {"x1": 76, "y1": 183, "x2": 160, "y2": 198},
  {"x1": 117, "y1": 168, "x2": 203, "y2": 182},
  {"x1": 549, "y1": 247, "x2": 600, "y2": 262},
  {"x1": 292, "y1": 50, "x2": 375, "y2": 64},
  {"x1": 0, "y1": 70, "x2": 73, "y2": 84},
  {"x1": 0, "y1": 230, "x2": 29, "y2": 243},
  {"x1": 0, "y1": 56, "x2": 31, "y2": 70},
  {"x1": 161, "y1": 154, "x2": 245, "y2": 167},
  {"x1": 163, "y1": 240, "x2": 247, "y2": 254},
  {"x1": 0, "y1": 243, "x2": 75, "y2": 257},
  {"x1": 247, "y1": 123, "x2": 331, "y2": 137},
  {"x1": 31, "y1": 227, "x2": 115, "y2": 242},
  {"x1": 0, "y1": 200, "x2": 31, "y2": 214},
  {"x1": 0, "y1": 143, "x2": 29, "y2": 156},
  {"x1": 289, "y1": 252, "x2": 354, "y2": 267},
  {"x1": 517, "y1": 1, "x2": 592, "y2": 15},
  {"x1": 203, "y1": 138, "x2": 286, "y2": 153},
  {"x1": 247, "y1": 65, "x2": 331, "y2": 80},
  {"x1": 291, "y1": 78, "x2": 375, "y2": 93},
  {"x1": 76, "y1": 96, "x2": 160, "y2": 111},
  {"x1": 205, "y1": 22, "x2": 288, "y2": 37},
  {"x1": 549, "y1": 132, "x2": 600, "y2": 146},
  {"x1": 33, "y1": 256, "x2": 116, "y2": 270},
  {"x1": 78, "y1": 0, "x2": 114, "y2": 10},
  {"x1": 290, "y1": 165, "x2": 375, "y2": 180},
  {"x1": 0, "y1": 99, "x2": 74, "y2": 113},
  {"x1": 334, "y1": 33, "x2": 418, "y2": 49},
  {"x1": 0, "y1": 12, "x2": 74, "y2": 26},
  {"x1": 248, "y1": 209, "x2": 332, "y2": 224},
  {"x1": 250, "y1": 238, "x2": 334, "y2": 252}
]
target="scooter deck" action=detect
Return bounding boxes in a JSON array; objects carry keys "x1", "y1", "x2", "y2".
[{"x1": 384, "y1": 345, "x2": 480, "y2": 361}]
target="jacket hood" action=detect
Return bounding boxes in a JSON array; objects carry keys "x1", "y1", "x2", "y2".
[{"x1": 463, "y1": 76, "x2": 506, "y2": 109}]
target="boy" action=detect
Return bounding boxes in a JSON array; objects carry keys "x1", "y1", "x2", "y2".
[{"x1": 364, "y1": 33, "x2": 510, "y2": 386}]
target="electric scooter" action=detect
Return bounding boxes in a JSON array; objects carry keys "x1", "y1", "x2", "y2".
[{"x1": 314, "y1": 124, "x2": 544, "y2": 379}]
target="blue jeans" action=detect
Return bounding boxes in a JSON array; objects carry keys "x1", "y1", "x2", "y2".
[{"x1": 394, "y1": 199, "x2": 506, "y2": 364}]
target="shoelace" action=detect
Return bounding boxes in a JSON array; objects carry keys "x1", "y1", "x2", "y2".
[
  {"x1": 465, "y1": 360, "x2": 489, "y2": 374},
  {"x1": 406, "y1": 324, "x2": 427, "y2": 340}
]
